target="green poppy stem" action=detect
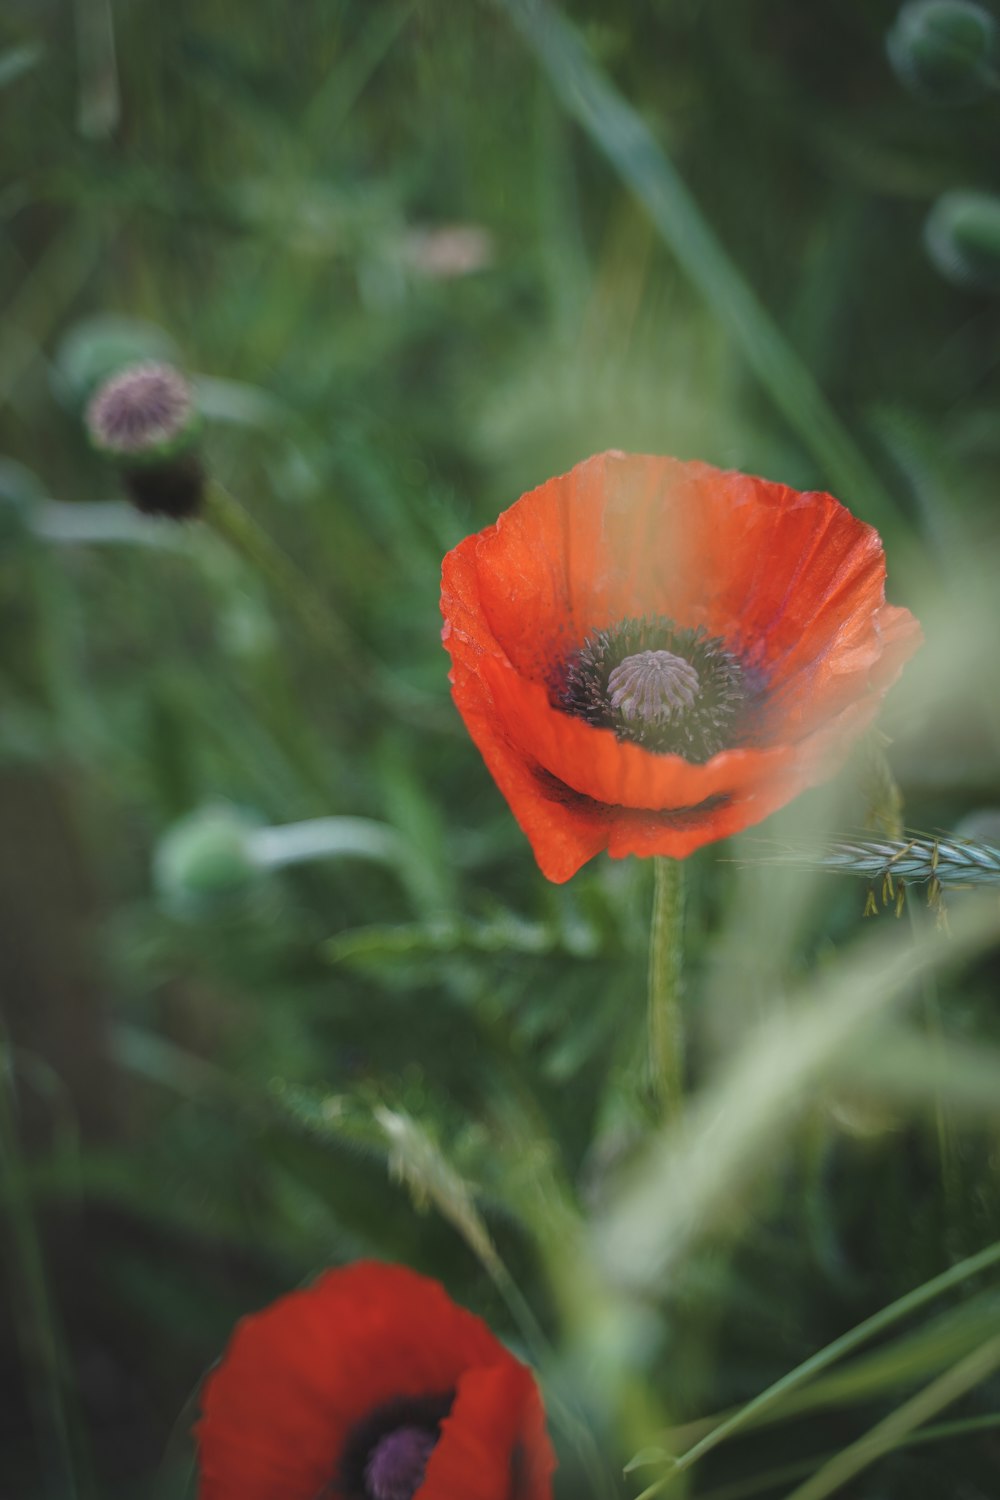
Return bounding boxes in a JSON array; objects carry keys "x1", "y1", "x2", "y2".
[
  {"x1": 647, "y1": 855, "x2": 686, "y2": 1120},
  {"x1": 199, "y1": 481, "x2": 451, "y2": 731},
  {"x1": 201, "y1": 478, "x2": 356, "y2": 670}
]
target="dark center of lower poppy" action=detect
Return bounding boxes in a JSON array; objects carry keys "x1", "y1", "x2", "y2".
[
  {"x1": 364, "y1": 1425, "x2": 437, "y2": 1500},
  {"x1": 553, "y1": 615, "x2": 745, "y2": 761},
  {"x1": 338, "y1": 1392, "x2": 453, "y2": 1500}
]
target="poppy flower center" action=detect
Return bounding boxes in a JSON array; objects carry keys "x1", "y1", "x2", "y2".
[
  {"x1": 607, "y1": 650, "x2": 700, "y2": 723},
  {"x1": 364, "y1": 1425, "x2": 437, "y2": 1500},
  {"x1": 340, "y1": 1392, "x2": 452, "y2": 1500},
  {"x1": 554, "y1": 615, "x2": 745, "y2": 761}
]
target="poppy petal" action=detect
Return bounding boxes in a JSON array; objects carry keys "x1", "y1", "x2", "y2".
[{"x1": 419, "y1": 1361, "x2": 555, "y2": 1500}]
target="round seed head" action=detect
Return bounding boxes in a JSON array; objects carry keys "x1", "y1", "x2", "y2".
[{"x1": 86, "y1": 361, "x2": 197, "y2": 461}]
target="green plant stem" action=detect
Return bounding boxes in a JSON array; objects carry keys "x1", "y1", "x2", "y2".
[
  {"x1": 200, "y1": 480, "x2": 453, "y2": 732},
  {"x1": 647, "y1": 856, "x2": 686, "y2": 1121},
  {"x1": 201, "y1": 479, "x2": 356, "y2": 671},
  {"x1": 908, "y1": 897, "x2": 961, "y2": 1220}
]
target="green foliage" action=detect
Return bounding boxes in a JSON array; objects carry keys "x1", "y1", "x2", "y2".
[{"x1": 3, "y1": 1, "x2": 1000, "y2": 1498}]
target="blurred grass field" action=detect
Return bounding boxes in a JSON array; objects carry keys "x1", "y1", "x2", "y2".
[{"x1": 3, "y1": 1, "x2": 1000, "y2": 1497}]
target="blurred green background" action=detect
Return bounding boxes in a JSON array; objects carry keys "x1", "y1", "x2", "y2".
[{"x1": 3, "y1": 1, "x2": 1000, "y2": 1497}]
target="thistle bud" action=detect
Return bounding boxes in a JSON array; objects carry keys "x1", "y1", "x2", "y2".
[
  {"x1": 887, "y1": 0, "x2": 999, "y2": 104},
  {"x1": 924, "y1": 189, "x2": 1000, "y2": 290},
  {"x1": 154, "y1": 805, "x2": 263, "y2": 918},
  {"x1": 86, "y1": 361, "x2": 204, "y2": 519}
]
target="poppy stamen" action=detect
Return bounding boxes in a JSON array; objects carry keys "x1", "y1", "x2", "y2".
[
  {"x1": 608, "y1": 649, "x2": 700, "y2": 724},
  {"x1": 364, "y1": 1424, "x2": 437, "y2": 1500}
]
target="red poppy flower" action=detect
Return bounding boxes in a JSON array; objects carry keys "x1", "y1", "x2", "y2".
[
  {"x1": 440, "y1": 451, "x2": 921, "y2": 884},
  {"x1": 196, "y1": 1260, "x2": 555, "y2": 1500}
]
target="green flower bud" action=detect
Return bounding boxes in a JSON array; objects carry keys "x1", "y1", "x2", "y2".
[
  {"x1": 86, "y1": 361, "x2": 204, "y2": 519},
  {"x1": 154, "y1": 805, "x2": 263, "y2": 918},
  {"x1": 925, "y1": 189, "x2": 1000, "y2": 290},
  {"x1": 887, "y1": 0, "x2": 999, "y2": 105}
]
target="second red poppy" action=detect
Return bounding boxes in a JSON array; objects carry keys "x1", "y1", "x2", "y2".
[{"x1": 196, "y1": 1260, "x2": 554, "y2": 1500}]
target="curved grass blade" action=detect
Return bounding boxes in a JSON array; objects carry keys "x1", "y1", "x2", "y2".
[
  {"x1": 782, "y1": 1329, "x2": 1000, "y2": 1500},
  {"x1": 596, "y1": 895, "x2": 998, "y2": 1296},
  {"x1": 627, "y1": 1239, "x2": 1000, "y2": 1494},
  {"x1": 494, "y1": 0, "x2": 908, "y2": 540},
  {"x1": 691, "y1": 1412, "x2": 1000, "y2": 1500}
]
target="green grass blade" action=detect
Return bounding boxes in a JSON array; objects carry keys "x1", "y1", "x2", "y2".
[
  {"x1": 692, "y1": 1412, "x2": 1000, "y2": 1500},
  {"x1": 596, "y1": 895, "x2": 998, "y2": 1295},
  {"x1": 782, "y1": 1329, "x2": 1000, "y2": 1500},
  {"x1": 495, "y1": 0, "x2": 907, "y2": 537},
  {"x1": 630, "y1": 1241, "x2": 1000, "y2": 1492}
]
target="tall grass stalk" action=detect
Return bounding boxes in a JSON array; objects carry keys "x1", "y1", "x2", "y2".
[{"x1": 757, "y1": 832, "x2": 1000, "y2": 891}]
